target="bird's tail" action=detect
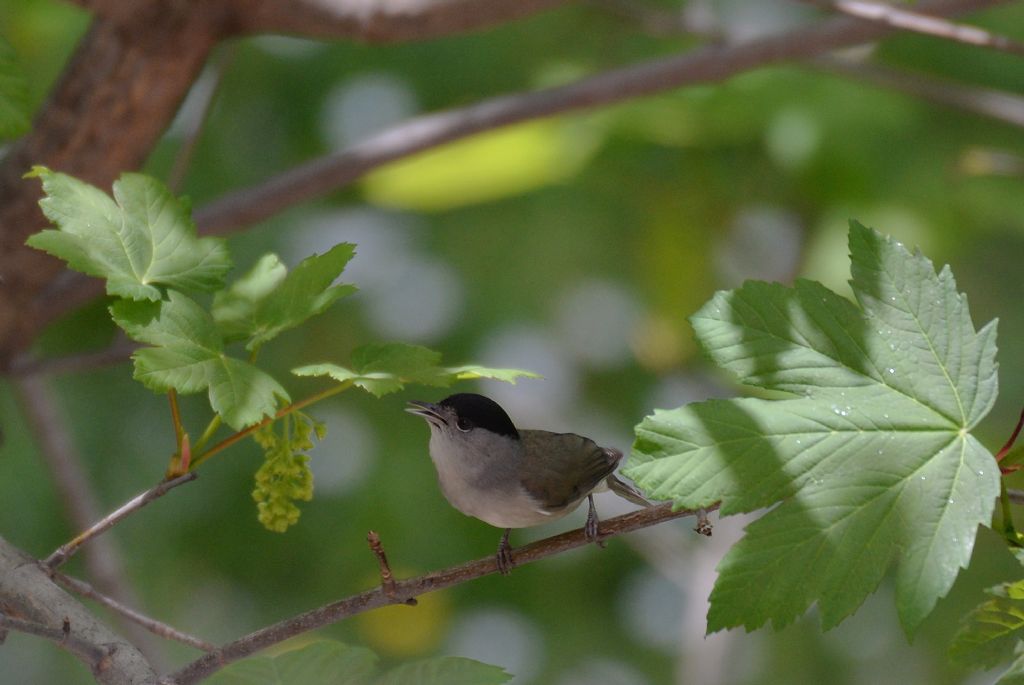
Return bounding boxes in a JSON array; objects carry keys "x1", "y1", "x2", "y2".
[{"x1": 607, "y1": 474, "x2": 652, "y2": 507}]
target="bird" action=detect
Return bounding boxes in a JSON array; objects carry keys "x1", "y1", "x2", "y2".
[{"x1": 406, "y1": 392, "x2": 650, "y2": 574}]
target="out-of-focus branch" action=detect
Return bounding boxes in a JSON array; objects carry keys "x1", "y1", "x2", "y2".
[
  {"x1": 165, "y1": 502, "x2": 719, "y2": 684},
  {"x1": 192, "y1": 0, "x2": 1006, "y2": 236},
  {"x1": 0, "y1": 537, "x2": 157, "y2": 685},
  {"x1": 8, "y1": 338, "x2": 138, "y2": 378},
  {"x1": 809, "y1": 0, "x2": 1024, "y2": 56},
  {"x1": 43, "y1": 473, "x2": 198, "y2": 570},
  {"x1": 232, "y1": 0, "x2": 575, "y2": 43},
  {"x1": 816, "y1": 55, "x2": 1024, "y2": 127},
  {"x1": 166, "y1": 46, "x2": 236, "y2": 193},
  {"x1": 13, "y1": 375, "x2": 169, "y2": 666},
  {"x1": 53, "y1": 572, "x2": 215, "y2": 652}
]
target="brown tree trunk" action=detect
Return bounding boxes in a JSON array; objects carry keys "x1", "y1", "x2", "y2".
[{"x1": 0, "y1": 2, "x2": 227, "y2": 367}]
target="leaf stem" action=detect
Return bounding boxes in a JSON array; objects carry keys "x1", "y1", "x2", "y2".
[
  {"x1": 168, "y1": 389, "x2": 185, "y2": 450},
  {"x1": 189, "y1": 380, "x2": 352, "y2": 469},
  {"x1": 167, "y1": 389, "x2": 191, "y2": 475},
  {"x1": 192, "y1": 415, "x2": 222, "y2": 454},
  {"x1": 996, "y1": 405, "x2": 1024, "y2": 462}
]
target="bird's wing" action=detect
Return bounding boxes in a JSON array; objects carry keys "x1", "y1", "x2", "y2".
[{"x1": 518, "y1": 430, "x2": 621, "y2": 511}]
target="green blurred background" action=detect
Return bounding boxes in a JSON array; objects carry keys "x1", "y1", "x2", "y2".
[{"x1": 4, "y1": 0, "x2": 1024, "y2": 683}]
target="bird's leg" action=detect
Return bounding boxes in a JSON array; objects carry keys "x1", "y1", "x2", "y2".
[
  {"x1": 694, "y1": 508, "x2": 713, "y2": 536},
  {"x1": 585, "y1": 494, "x2": 607, "y2": 548},
  {"x1": 496, "y1": 528, "x2": 515, "y2": 575}
]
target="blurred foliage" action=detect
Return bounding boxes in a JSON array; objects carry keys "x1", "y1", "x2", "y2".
[{"x1": 4, "y1": 1, "x2": 1024, "y2": 684}]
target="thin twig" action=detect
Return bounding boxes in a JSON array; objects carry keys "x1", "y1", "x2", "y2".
[
  {"x1": 366, "y1": 531, "x2": 414, "y2": 604},
  {"x1": 1007, "y1": 489, "x2": 1024, "y2": 505},
  {"x1": 53, "y1": 572, "x2": 215, "y2": 652},
  {"x1": 164, "y1": 502, "x2": 719, "y2": 685},
  {"x1": 0, "y1": 612, "x2": 112, "y2": 669},
  {"x1": 809, "y1": 0, "x2": 1024, "y2": 57},
  {"x1": 192, "y1": 0, "x2": 1004, "y2": 236},
  {"x1": 44, "y1": 472, "x2": 198, "y2": 569}
]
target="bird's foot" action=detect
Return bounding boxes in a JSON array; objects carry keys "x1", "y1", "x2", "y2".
[
  {"x1": 496, "y1": 529, "x2": 516, "y2": 575},
  {"x1": 694, "y1": 508, "x2": 713, "y2": 537},
  {"x1": 585, "y1": 495, "x2": 607, "y2": 548}
]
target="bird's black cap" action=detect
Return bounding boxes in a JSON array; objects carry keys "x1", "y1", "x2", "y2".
[{"x1": 439, "y1": 393, "x2": 519, "y2": 439}]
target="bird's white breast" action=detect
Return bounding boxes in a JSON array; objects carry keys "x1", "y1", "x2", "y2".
[{"x1": 427, "y1": 431, "x2": 583, "y2": 528}]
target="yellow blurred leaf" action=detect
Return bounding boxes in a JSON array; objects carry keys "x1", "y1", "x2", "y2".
[{"x1": 362, "y1": 119, "x2": 601, "y2": 211}]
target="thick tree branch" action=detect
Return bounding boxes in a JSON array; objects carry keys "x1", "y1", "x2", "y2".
[
  {"x1": 0, "y1": 613, "x2": 113, "y2": 672},
  {"x1": 192, "y1": 0, "x2": 1006, "y2": 236},
  {"x1": 0, "y1": 2, "x2": 225, "y2": 367},
  {"x1": 164, "y1": 502, "x2": 718, "y2": 684},
  {"x1": 0, "y1": 537, "x2": 157, "y2": 685}
]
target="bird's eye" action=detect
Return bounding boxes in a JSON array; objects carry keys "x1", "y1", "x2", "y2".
[{"x1": 456, "y1": 417, "x2": 473, "y2": 432}]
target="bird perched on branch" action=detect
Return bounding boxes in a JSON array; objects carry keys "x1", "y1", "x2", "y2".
[{"x1": 407, "y1": 392, "x2": 650, "y2": 574}]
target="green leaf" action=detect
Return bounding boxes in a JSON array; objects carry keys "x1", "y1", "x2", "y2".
[
  {"x1": 624, "y1": 221, "x2": 999, "y2": 636},
  {"x1": 0, "y1": 37, "x2": 29, "y2": 139},
  {"x1": 376, "y1": 657, "x2": 511, "y2": 685},
  {"x1": 950, "y1": 580, "x2": 1024, "y2": 669},
  {"x1": 293, "y1": 342, "x2": 539, "y2": 398},
  {"x1": 213, "y1": 245, "x2": 356, "y2": 349},
  {"x1": 206, "y1": 640, "x2": 378, "y2": 685},
  {"x1": 26, "y1": 167, "x2": 231, "y2": 300},
  {"x1": 112, "y1": 292, "x2": 288, "y2": 429}
]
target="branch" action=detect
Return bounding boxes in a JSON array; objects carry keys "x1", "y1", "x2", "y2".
[
  {"x1": 0, "y1": 613, "x2": 112, "y2": 671},
  {"x1": 815, "y1": 55, "x2": 1024, "y2": 128},
  {"x1": 53, "y1": 572, "x2": 215, "y2": 652},
  {"x1": 43, "y1": 473, "x2": 198, "y2": 569},
  {"x1": 165, "y1": 502, "x2": 718, "y2": 684},
  {"x1": 811, "y1": 0, "x2": 1024, "y2": 56},
  {"x1": 13, "y1": 375, "x2": 170, "y2": 665},
  {"x1": 0, "y1": 2, "x2": 223, "y2": 367},
  {"x1": 233, "y1": 0, "x2": 575, "y2": 43},
  {"x1": 0, "y1": 537, "x2": 157, "y2": 684},
  {"x1": 8, "y1": 339, "x2": 139, "y2": 378},
  {"x1": 192, "y1": 0, "x2": 1006, "y2": 236}
]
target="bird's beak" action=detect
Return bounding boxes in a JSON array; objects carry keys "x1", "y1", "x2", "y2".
[{"x1": 406, "y1": 400, "x2": 446, "y2": 429}]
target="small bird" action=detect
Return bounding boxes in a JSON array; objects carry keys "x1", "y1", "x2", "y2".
[{"x1": 407, "y1": 392, "x2": 650, "y2": 574}]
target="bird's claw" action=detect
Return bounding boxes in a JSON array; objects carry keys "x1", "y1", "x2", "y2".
[
  {"x1": 585, "y1": 495, "x2": 606, "y2": 548},
  {"x1": 694, "y1": 508, "x2": 713, "y2": 537},
  {"x1": 496, "y1": 529, "x2": 515, "y2": 575}
]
